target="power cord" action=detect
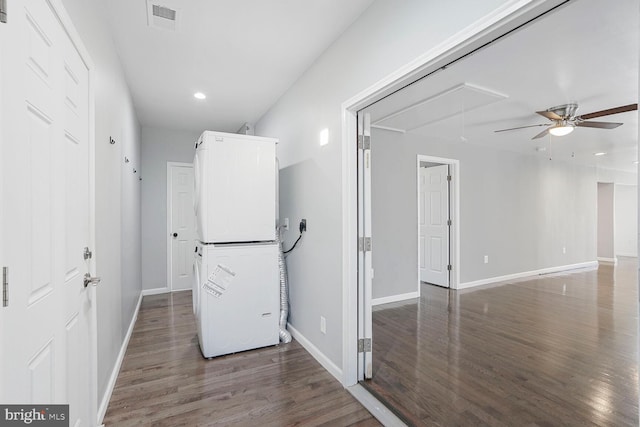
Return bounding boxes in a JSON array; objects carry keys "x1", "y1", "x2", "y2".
[{"x1": 283, "y1": 219, "x2": 306, "y2": 254}]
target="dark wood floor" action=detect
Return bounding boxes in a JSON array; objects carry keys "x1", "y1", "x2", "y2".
[
  {"x1": 365, "y1": 258, "x2": 639, "y2": 426},
  {"x1": 103, "y1": 291, "x2": 379, "y2": 426}
]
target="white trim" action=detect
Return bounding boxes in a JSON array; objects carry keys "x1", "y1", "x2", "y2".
[
  {"x1": 341, "y1": 108, "x2": 359, "y2": 386},
  {"x1": 416, "y1": 155, "x2": 461, "y2": 290},
  {"x1": 597, "y1": 257, "x2": 618, "y2": 264},
  {"x1": 457, "y1": 261, "x2": 599, "y2": 290},
  {"x1": 616, "y1": 253, "x2": 638, "y2": 258},
  {"x1": 98, "y1": 292, "x2": 143, "y2": 424},
  {"x1": 166, "y1": 161, "x2": 194, "y2": 291},
  {"x1": 346, "y1": 384, "x2": 407, "y2": 427},
  {"x1": 370, "y1": 124, "x2": 406, "y2": 134},
  {"x1": 341, "y1": 0, "x2": 564, "y2": 387},
  {"x1": 141, "y1": 287, "x2": 170, "y2": 296},
  {"x1": 288, "y1": 323, "x2": 342, "y2": 382},
  {"x1": 372, "y1": 291, "x2": 419, "y2": 306}
]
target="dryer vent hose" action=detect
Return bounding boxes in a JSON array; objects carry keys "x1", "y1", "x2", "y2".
[{"x1": 276, "y1": 230, "x2": 292, "y2": 343}]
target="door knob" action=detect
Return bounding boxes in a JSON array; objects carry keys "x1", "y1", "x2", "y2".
[
  {"x1": 84, "y1": 273, "x2": 101, "y2": 288},
  {"x1": 172, "y1": 232, "x2": 178, "y2": 238}
]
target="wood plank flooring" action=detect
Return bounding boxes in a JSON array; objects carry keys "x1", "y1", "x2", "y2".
[
  {"x1": 103, "y1": 291, "x2": 379, "y2": 426},
  {"x1": 364, "y1": 258, "x2": 639, "y2": 426}
]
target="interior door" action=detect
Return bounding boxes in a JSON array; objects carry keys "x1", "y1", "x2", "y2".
[
  {"x1": 0, "y1": 0, "x2": 95, "y2": 424},
  {"x1": 169, "y1": 163, "x2": 196, "y2": 291},
  {"x1": 422, "y1": 164, "x2": 450, "y2": 287},
  {"x1": 357, "y1": 112, "x2": 373, "y2": 380}
]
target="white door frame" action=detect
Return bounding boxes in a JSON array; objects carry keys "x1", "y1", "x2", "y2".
[
  {"x1": 167, "y1": 161, "x2": 194, "y2": 292},
  {"x1": 341, "y1": 0, "x2": 565, "y2": 386},
  {"x1": 416, "y1": 155, "x2": 460, "y2": 292}
]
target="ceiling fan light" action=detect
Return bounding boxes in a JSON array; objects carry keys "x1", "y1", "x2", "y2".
[{"x1": 548, "y1": 123, "x2": 574, "y2": 137}]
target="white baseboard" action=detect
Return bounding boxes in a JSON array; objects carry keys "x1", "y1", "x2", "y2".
[
  {"x1": 287, "y1": 323, "x2": 342, "y2": 383},
  {"x1": 372, "y1": 291, "x2": 419, "y2": 306},
  {"x1": 141, "y1": 287, "x2": 169, "y2": 296},
  {"x1": 98, "y1": 292, "x2": 143, "y2": 424},
  {"x1": 597, "y1": 257, "x2": 618, "y2": 264},
  {"x1": 615, "y1": 253, "x2": 637, "y2": 258},
  {"x1": 457, "y1": 261, "x2": 599, "y2": 290},
  {"x1": 346, "y1": 384, "x2": 407, "y2": 427}
]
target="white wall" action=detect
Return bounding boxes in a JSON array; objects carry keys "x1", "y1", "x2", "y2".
[
  {"x1": 615, "y1": 184, "x2": 638, "y2": 257},
  {"x1": 372, "y1": 129, "x2": 597, "y2": 298},
  {"x1": 256, "y1": 0, "x2": 512, "y2": 370},
  {"x1": 141, "y1": 126, "x2": 200, "y2": 290},
  {"x1": 61, "y1": 0, "x2": 142, "y2": 407}
]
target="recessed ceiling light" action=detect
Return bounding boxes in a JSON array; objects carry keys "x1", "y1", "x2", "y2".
[
  {"x1": 194, "y1": 92, "x2": 206, "y2": 100},
  {"x1": 593, "y1": 152, "x2": 607, "y2": 156}
]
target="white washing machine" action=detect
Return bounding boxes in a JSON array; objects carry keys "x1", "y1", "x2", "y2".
[{"x1": 194, "y1": 242, "x2": 280, "y2": 358}]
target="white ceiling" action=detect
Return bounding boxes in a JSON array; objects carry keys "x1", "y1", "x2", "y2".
[
  {"x1": 104, "y1": 0, "x2": 374, "y2": 132},
  {"x1": 366, "y1": 0, "x2": 639, "y2": 172}
]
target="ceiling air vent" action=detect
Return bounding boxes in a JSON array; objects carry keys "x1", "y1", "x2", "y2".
[
  {"x1": 146, "y1": 1, "x2": 179, "y2": 31},
  {"x1": 152, "y1": 5, "x2": 176, "y2": 21}
]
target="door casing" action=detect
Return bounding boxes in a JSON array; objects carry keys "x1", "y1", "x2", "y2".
[
  {"x1": 417, "y1": 156, "x2": 460, "y2": 290},
  {"x1": 341, "y1": 0, "x2": 567, "y2": 387}
]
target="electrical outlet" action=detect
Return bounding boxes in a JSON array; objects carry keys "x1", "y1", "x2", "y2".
[
  {"x1": 320, "y1": 316, "x2": 326, "y2": 334},
  {"x1": 484, "y1": 255, "x2": 489, "y2": 264},
  {"x1": 562, "y1": 247, "x2": 566, "y2": 254},
  {"x1": 282, "y1": 218, "x2": 289, "y2": 231},
  {"x1": 299, "y1": 219, "x2": 307, "y2": 233}
]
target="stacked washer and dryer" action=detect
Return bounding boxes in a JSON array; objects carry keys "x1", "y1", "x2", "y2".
[{"x1": 193, "y1": 130, "x2": 281, "y2": 358}]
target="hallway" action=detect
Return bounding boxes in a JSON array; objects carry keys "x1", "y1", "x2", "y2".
[{"x1": 103, "y1": 291, "x2": 378, "y2": 426}]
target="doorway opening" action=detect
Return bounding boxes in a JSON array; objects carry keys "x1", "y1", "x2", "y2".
[
  {"x1": 344, "y1": 0, "x2": 638, "y2": 424},
  {"x1": 417, "y1": 156, "x2": 459, "y2": 290}
]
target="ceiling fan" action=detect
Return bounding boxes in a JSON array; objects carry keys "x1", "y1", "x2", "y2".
[{"x1": 495, "y1": 103, "x2": 638, "y2": 139}]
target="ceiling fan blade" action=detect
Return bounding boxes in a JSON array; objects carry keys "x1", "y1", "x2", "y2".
[
  {"x1": 532, "y1": 128, "x2": 549, "y2": 139},
  {"x1": 575, "y1": 121, "x2": 623, "y2": 129},
  {"x1": 494, "y1": 124, "x2": 549, "y2": 133},
  {"x1": 536, "y1": 110, "x2": 563, "y2": 120},
  {"x1": 578, "y1": 103, "x2": 638, "y2": 120}
]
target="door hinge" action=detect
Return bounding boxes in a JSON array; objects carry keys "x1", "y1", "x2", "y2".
[
  {"x1": 358, "y1": 237, "x2": 372, "y2": 252},
  {"x1": 357, "y1": 135, "x2": 371, "y2": 150},
  {"x1": 83, "y1": 247, "x2": 93, "y2": 260},
  {"x1": 447, "y1": 264, "x2": 452, "y2": 271},
  {"x1": 447, "y1": 219, "x2": 452, "y2": 226},
  {"x1": 2, "y1": 267, "x2": 8, "y2": 307},
  {"x1": 358, "y1": 338, "x2": 372, "y2": 352},
  {"x1": 0, "y1": 0, "x2": 6, "y2": 23},
  {"x1": 447, "y1": 175, "x2": 452, "y2": 182}
]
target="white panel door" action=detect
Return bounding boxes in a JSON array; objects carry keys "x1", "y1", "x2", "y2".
[
  {"x1": 0, "y1": 1, "x2": 95, "y2": 424},
  {"x1": 169, "y1": 164, "x2": 195, "y2": 291},
  {"x1": 422, "y1": 164, "x2": 450, "y2": 287}
]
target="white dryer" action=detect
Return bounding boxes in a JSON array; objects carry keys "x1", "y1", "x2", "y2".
[
  {"x1": 194, "y1": 131, "x2": 277, "y2": 244},
  {"x1": 194, "y1": 242, "x2": 280, "y2": 358}
]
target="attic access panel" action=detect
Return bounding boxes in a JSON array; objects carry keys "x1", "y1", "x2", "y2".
[{"x1": 372, "y1": 83, "x2": 507, "y2": 132}]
